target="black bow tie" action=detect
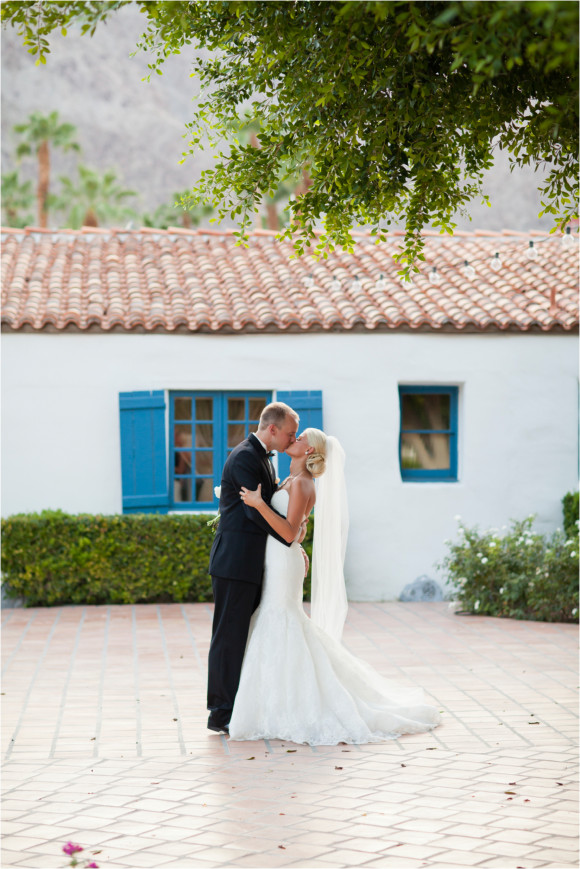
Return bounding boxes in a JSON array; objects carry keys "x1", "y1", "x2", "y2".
[{"x1": 267, "y1": 451, "x2": 275, "y2": 458}]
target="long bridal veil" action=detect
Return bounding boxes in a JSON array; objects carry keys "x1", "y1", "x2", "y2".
[{"x1": 310, "y1": 435, "x2": 349, "y2": 642}]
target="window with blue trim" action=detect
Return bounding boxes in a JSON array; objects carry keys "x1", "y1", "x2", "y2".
[
  {"x1": 398, "y1": 386, "x2": 458, "y2": 482},
  {"x1": 170, "y1": 391, "x2": 272, "y2": 508}
]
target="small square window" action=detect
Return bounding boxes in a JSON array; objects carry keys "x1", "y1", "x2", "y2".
[{"x1": 399, "y1": 386, "x2": 458, "y2": 482}]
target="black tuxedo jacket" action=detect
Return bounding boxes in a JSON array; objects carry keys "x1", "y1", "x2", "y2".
[{"x1": 209, "y1": 434, "x2": 290, "y2": 584}]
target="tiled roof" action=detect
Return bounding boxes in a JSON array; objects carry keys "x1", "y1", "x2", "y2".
[{"x1": 1, "y1": 226, "x2": 578, "y2": 333}]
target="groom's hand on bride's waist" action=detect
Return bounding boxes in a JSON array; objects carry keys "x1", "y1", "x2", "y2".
[
  {"x1": 297, "y1": 520, "x2": 307, "y2": 545},
  {"x1": 300, "y1": 545, "x2": 309, "y2": 578}
]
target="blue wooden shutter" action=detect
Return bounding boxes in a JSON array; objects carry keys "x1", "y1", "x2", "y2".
[
  {"x1": 119, "y1": 391, "x2": 169, "y2": 513},
  {"x1": 276, "y1": 390, "x2": 323, "y2": 482}
]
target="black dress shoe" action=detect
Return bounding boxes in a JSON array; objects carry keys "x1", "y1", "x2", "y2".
[{"x1": 207, "y1": 717, "x2": 229, "y2": 734}]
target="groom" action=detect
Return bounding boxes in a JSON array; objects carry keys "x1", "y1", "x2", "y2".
[{"x1": 207, "y1": 401, "x2": 301, "y2": 733}]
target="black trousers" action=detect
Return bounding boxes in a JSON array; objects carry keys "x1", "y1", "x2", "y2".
[{"x1": 207, "y1": 575, "x2": 262, "y2": 725}]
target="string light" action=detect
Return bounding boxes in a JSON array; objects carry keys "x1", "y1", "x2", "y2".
[
  {"x1": 428, "y1": 266, "x2": 442, "y2": 285},
  {"x1": 423, "y1": 233, "x2": 575, "y2": 281},
  {"x1": 463, "y1": 260, "x2": 475, "y2": 280},
  {"x1": 296, "y1": 232, "x2": 576, "y2": 294},
  {"x1": 526, "y1": 240, "x2": 539, "y2": 260}
]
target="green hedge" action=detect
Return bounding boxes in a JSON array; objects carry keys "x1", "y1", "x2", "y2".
[
  {"x1": 437, "y1": 492, "x2": 579, "y2": 623},
  {"x1": 562, "y1": 490, "x2": 579, "y2": 539},
  {"x1": 1, "y1": 510, "x2": 314, "y2": 607}
]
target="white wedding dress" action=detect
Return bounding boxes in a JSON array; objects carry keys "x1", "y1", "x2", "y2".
[{"x1": 228, "y1": 489, "x2": 441, "y2": 745}]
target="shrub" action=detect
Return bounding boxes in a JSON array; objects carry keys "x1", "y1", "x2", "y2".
[
  {"x1": 1, "y1": 510, "x2": 314, "y2": 607},
  {"x1": 562, "y1": 490, "x2": 579, "y2": 539},
  {"x1": 438, "y1": 513, "x2": 578, "y2": 623}
]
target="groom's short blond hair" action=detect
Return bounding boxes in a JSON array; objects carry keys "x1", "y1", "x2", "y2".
[{"x1": 259, "y1": 402, "x2": 299, "y2": 429}]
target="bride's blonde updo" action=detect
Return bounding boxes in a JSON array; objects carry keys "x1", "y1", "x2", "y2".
[{"x1": 303, "y1": 428, "x2": 327, "y2": 478}]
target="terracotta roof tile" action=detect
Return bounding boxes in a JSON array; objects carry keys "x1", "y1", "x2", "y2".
[{"x1": 1, "y1": 227, "x2": 577, "y2": 333}]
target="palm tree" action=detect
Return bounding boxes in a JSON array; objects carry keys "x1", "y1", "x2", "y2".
[
  {"x1": 1, "y1": 171, "x2": 35, "y2": 228},
  {"x1": 143, "y1": 192, "x2": 214, "y2": 230},
  {"x1": 51, "y1": 164, "x2": 138, "y2": 228},
  {"x1": 14, "y1": 111, "x2": 81, "y2": 228}
]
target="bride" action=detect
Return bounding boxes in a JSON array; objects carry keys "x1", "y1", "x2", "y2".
[{"x1": 229, "y1": 428, "x2": 441, "y2": 745}]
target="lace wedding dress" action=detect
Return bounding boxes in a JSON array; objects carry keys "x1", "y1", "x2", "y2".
[{"x1": 228, "y1": 489, "x2": 441, "y2": 745}]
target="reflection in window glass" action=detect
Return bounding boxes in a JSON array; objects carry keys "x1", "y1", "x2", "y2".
[
  {"x1": 195, "y1": 452, "x2": 213, "y2": 475},
  {"x1": 174, "y1": 478, "x2": 192, "y2": 502},
  {"x1": 174, "y1": 451, "x2": 192, "y2": 475},
  {"x1": 196, "y1": 398, "x2": 213, "y2": 420},
  {"x1": 228, "y1": 398, "x2": 245, "y2": 421},
  {"x1": 249, "y1": 397, "x2": 266, "y2": 420},
  {"x1": 401, "y1": 394, "x2": 450, "y2": 430},
  {"x1": 174, "y1": 424, "x2": 192, "y2": 447},
  {"x1": 400, "y1": 433, "x2": 450, "y2": 470},
  {"x1": 228, "y1": 423, "x2": 245, "y2": 448},
  {"x1": 175, "y1": 398, "x2": 192, "y2": 421},
  {"x1": 196, "y1": 478, "x2": 214, "y2": 502},
  {"x1": 196, "y1": 424, "x2": 213, "y2": 447}
]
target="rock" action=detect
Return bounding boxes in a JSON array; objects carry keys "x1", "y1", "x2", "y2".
[{"x1": 399, "y1": 576, "x2": 443, "y2": 602}]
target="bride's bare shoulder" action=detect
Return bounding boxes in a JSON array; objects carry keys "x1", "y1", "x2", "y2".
[{"x1": 293, "y1": 475, "x2": 315, "y2": 511}]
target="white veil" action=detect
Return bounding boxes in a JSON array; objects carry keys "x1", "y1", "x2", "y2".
[{"x1": 310, "y1": 436, "x2": 349, "y2": 642}]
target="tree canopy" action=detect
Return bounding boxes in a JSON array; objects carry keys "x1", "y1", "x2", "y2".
[{"x1": 3, "y1": 0, "x2": 578, "y2": 270}]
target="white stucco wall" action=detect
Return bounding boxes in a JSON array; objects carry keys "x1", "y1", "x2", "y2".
[{"x1": 2, "y1": 331, "x2": 578, "y2": 600}]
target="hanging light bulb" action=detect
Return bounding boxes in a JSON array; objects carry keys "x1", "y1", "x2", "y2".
[
  {"x1": 526, "y1": 240, "x2": 539, "y2": 260},
  {"x1": 490, "y1": 252, "x2": 502, "y2": 271},
  {"x1": 350, "y1": 274, "x2": 362, "y2": 292},
  {"x1": 428, "y1": 266, "x2": 442, "y2": 285},
  {"x1": 375, "y1": 273, "x2": 387, "y2": 291},
  {"x1": 330, "y1": 276, "x2": 341, "y2": 292},
  {"x1": 561, "y1": 226, "x2": 574, "y2": 246},
  {"x1": 303, "y1": 273, "x2": 314, "y2": 288},
  {"x1": 463, "y1": 260, "x2": 475, "y2": 280}
]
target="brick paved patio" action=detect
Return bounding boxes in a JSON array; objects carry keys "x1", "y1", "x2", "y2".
[{"x1": 1, "y1": 602, "x2": 578, "y2": 869}]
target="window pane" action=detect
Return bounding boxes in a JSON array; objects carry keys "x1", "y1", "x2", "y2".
[
  {"x1": 400, "y1": 433, "x2": 450, "y2": 470},
  {"x1": 196, "y1": 478, "x2": 214, "y2": 502},
  {"x1": 228, "y1": 398, "x2": 245, "y2": 421},
  {"x1": 249, "y1": 397, "x2": 266, "y2": 420},
  {"x1": 195, "y1": 452, "x2": 213, "y2": 475},
  {"x1": 174, "y1": 478, "x2": 192, "y2": 502},
  {"x1": 174, "y1": 451, "x2": 192, "y2": 475},
  {"x1": 401, "y1": 393, "x2": 450, "y2": 430},
  {"x1": 174, "y1": 398, "x2": 192, "y2": 421},
  {"x1": 196, "y1": 398, "x2": 213, "y2": 420},
  {"x1": 174, "y1": 424, "x2": 192, "y2": 447},
  {"x1": 228, "y1": 423, "x2": 245, "y2": 448},
  {"x1": 195, "y1": 424, "x2": 213, "y2": 447}
]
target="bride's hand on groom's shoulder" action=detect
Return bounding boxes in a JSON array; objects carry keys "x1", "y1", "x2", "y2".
[{"x1": 240, "y1": 484, "x2": 262, "y2": 508}]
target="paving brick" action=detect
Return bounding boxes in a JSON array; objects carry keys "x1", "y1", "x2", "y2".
[
  {"x1": 476, "y1": 860, "x2": 552, "y2": 869},
  {"x1": 428, "y1": 849, "x2": 491, "y2": 865},
  {"x1": 2, "y1": 602, "x2": 577, "y2": 869},
  {"x1": 528, "y1": 849, "x2": 579, "y2": 865},
  {"x1": 310, "y1": 848, "x2": 378, "y2": 865}
]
